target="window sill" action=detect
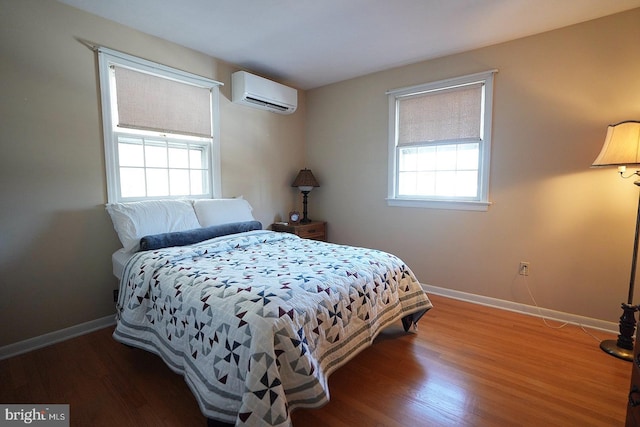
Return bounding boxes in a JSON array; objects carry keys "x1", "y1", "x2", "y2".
[{"x1": 386, "y1": 198, "x2": 491, "y2": 211}]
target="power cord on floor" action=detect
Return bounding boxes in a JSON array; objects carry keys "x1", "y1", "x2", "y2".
[
  {"x1": 522, "y1": 275, "x2": 568, "y2": 329},
  {"x1": 521, "y1": 275, "x2": 604, "y2": 343}
]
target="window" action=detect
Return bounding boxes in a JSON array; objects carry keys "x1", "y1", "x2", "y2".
[
  {"x1": 387, "y1": 70, "x2": 496, "y2": 211},
  {"x1": 97, "y1": 47, "x2": 223, "y2": 203}
]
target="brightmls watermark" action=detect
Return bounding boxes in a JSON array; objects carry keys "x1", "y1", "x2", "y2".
[{"x1": 1, "y1": 405, "x2": 68, "y2": 426}]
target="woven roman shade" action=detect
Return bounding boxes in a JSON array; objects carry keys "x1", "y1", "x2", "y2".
[
  {"x1": 397, "y1": 83, "x2": 482, "y2": 145},
  {"x1": 114, "y1": 66, "x2": 212, "y2": 137}
]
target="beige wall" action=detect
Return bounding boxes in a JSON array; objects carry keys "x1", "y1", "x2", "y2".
[
  {"x1": 2, "y1": 1, "x2": 638, "y2": 348},
  {"x1": 307, "y1": 9, "x2": 640, "y2": 323},
  {"x1": 0, "y1": 0, "x2": 305, "y2": 346}
]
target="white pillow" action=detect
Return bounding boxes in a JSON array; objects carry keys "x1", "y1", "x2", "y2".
[
  {"x1": 106, "y1": 199, "x2": 201, "y2": 253},
  {"x1": 193, "y1": 198, "x2": 255, "y2": 227}
]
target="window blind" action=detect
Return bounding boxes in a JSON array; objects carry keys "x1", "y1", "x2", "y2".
[
  {"x1": 114, "y1": 66, "x2": 212, "y2": 138},
  {"x1": 397, "y1": 83, "x2": 482, "y2": 145}
]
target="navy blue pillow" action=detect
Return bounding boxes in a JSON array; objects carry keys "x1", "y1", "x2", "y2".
[{"x1": 139, "y1": 220, "x2": 262, "y2": 251}]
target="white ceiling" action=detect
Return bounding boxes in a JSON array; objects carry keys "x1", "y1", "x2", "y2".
[{"x1": 59, "y1": 0, "x2": 640, "y2": 90}]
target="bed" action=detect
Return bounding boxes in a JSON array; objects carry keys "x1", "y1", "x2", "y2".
[{"x1": 107, "y1": 199, "x2": 433, "y2": 426}]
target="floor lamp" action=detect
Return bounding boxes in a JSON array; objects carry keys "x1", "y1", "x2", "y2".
[{"x1": 592, "y1": 120, "x2": 640, "y2": 361}]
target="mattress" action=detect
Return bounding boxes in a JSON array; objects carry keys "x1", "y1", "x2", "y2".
[{"x1": 112, "y1": 248, "x2": 133, "y2": 281}]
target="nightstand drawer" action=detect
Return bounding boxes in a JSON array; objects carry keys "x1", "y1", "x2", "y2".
[
  {"x1": 271, "y1": 220, "x2": 327, "y2": 241},
  {"x1": 296, "y1": 223, "x2": 325, "y2": 239}
]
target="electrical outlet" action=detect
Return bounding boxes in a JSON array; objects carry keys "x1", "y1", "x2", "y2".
[{"x1": 519, "y1": 261, "x2": 530, "y2": 276}]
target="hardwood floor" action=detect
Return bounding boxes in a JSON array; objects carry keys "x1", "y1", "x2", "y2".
[{"x1": 0, "y1": 294, "x2": 631, "y2": 426}]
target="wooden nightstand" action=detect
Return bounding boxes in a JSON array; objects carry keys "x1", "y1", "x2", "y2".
[{"x1": 271, "y1": 220, "x2": 326, "y2": 241}]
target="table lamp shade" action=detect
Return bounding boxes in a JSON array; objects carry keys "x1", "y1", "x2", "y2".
[{"x1": 292, "y1": 169, "x2": 320, "y2": 191}]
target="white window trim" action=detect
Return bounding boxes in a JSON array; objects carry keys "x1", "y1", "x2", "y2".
[
  {"x1": 97, "y1": 47, "x2": 223, "y2": 203},
  {"x1": 386, "y1": 70, "x2": 497, "y2": 211}
]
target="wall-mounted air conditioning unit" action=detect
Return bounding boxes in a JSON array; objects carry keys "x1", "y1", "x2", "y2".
[{"x1": 231, "y1": 71, "x2": 297, "y2": 114}]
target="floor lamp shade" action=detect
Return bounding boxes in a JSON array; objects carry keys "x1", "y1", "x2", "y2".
[
  {"x1": 592, "y1": 120, "x2": 640, "y2": 362},
  {"x1": 592, "y1": 121, "x2": 640, "y2": 167}
]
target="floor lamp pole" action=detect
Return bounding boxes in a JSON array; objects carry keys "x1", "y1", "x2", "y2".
[{"x1": 600, "y1": 182, "x2": 640, "y2": 361}]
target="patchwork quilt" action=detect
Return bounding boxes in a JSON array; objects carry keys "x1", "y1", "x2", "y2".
[{"x1": 114, "y1": 230, "x2": 432, "y2": 426}]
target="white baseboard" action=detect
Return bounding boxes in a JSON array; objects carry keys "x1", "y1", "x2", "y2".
[
  {"x1": 0, "y1": 314, "x2": 116, "y2": 361},
  {"x1": 422, "y1": 284, "x2": 619, "y2": 335},
  {"x1": 0, "y1": 287, "x2": 620, "y2": 361}
]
